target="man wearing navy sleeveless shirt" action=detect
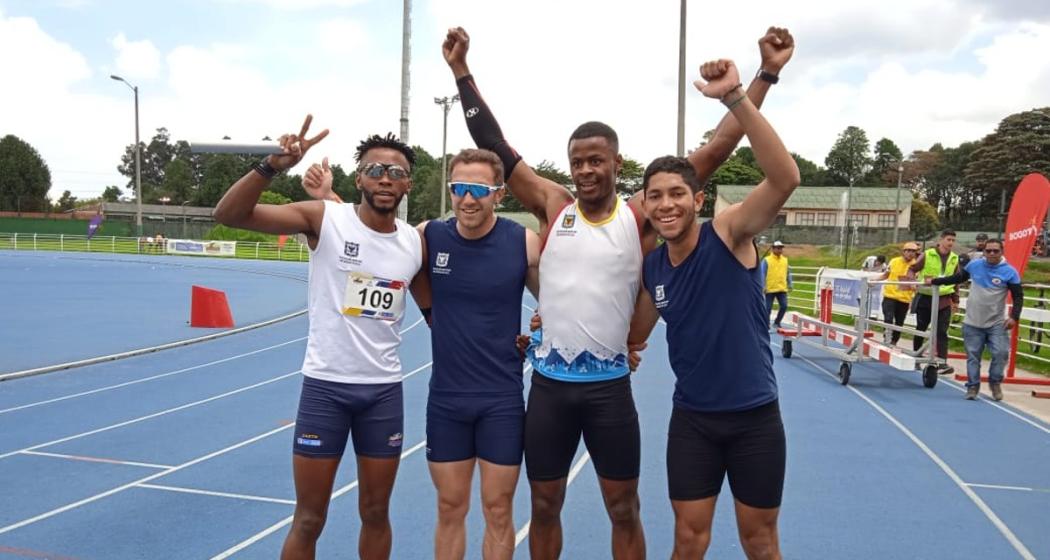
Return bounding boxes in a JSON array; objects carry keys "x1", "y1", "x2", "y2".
[
  {"x1": 628, "y1": 59, "x2": 801, "y2": 559},
  {"x1": 419, "y1": 149, "x2": 540, "y2": 560}
]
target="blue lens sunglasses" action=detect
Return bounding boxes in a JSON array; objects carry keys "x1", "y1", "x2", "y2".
[{"x1": 448, "y1": 182, "x2": 503, "y2": 198}]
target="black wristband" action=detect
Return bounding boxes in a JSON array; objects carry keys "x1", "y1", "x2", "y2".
[
  {"x1": 757, "y1": 68, "x2": 780, "y2": 84},
  {"x1": 253, "y1": 160, "x2": 278, "y2": 180}
]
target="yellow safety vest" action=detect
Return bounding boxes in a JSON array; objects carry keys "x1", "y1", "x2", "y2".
[
  {"x1": 764, "y1": 254, "x2": 789, "y2": 293},
  {"x1": 917, "y1": 248, "x2": 958, "y2": 296}
]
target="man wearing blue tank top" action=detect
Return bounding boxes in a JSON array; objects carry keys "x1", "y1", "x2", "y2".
[
  {"x1": 215, "y1": 118, "x2": 431, "y2": 560},
  {"x1": 305, "y1": 148, "x2": 541, "y2": 560},
  {"x1": 443, "y1": 24, "x2": 795, "y2": 559},
  {"x1": 627, "y1": 59, "x2": 801, "y2": 559}
]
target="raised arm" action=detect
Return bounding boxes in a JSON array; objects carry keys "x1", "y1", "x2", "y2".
[
  {"x1": 687, "y1": 27, "x2": 794, "y2": 184},
  {"x1": 213, "y1": 115, "x2": 329, "y2": 245},
  {"x1": 700, "y1": 61, "x2": 800, "y2": 252},
  {"x1": 525, "y1": 228, "x2": 541, "y2": 298},
  {"x1": 443, "y1": 27, "x2": 572, "y2": 232}
]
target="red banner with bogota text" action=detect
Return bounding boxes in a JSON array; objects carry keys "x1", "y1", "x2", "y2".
[{"x1": 1003, "y1": 173, "x2": 1050, "y2": 277}]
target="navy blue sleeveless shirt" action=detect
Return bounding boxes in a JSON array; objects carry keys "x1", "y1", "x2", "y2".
[
  {"x1": 642, "y1": 220, "x2": 777, "y2": 412},
  {"x1": 425, "y1": 217, "x2": 527, "y2": 396}
]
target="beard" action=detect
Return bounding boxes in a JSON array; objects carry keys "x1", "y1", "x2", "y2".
[{"x1": 361, "y1": 189, "x2": 404, "y2": 214}]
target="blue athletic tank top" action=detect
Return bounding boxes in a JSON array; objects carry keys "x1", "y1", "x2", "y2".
[
  {"x1": 642, "y1": 220, "x2": 777, "y2": 412},
  {"x1": 425, "y1": 217, "x2": 527, "y2": 395}
]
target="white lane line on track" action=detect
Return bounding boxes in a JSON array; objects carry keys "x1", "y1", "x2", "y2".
[
  {"x1": 19, "y1": 450, "x2": 174, "y2": 470},
  {"x1": 0, "y1": 370, "x2": 302, "y2": 461},
  {"x1": 964, "y1": 483, "x2": 1042, "y2": 493},
  {"x1": 0, "y1": 338, "x2": 307, "y2": 415},
  {"x1": 0, "y1": 314, "x2": 425, "y2": 416},
  {"x1": 0, "y1": 309, "x2": 309, "y2": 382},
  {"x1": 209, "y1": 439, "x2": 429, "y2": 559},
  {"x1": 0, "y1": 423, "x2": 296, "y2": 536},
  {"x1": 513, "y1": 451, "x2": 591, "y2": 548},
  {"x1": 936, "y1": 377, "x2": 1050, "y2": 436},
  {"x1": 136, "y1": 483, "x2": 297, "y2": 506},
  {"x1": 785, "y1": 347, "x2": 1037, "y2": 560}
]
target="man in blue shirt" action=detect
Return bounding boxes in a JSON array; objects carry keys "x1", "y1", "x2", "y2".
[
  {"x1": 627, "y1": 58, "x2": 800, "y2": 560},
  {"x1": 929, "y1": 238, "x2": 1023, "y2": 401}
]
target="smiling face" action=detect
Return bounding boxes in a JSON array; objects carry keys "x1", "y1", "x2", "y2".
[
  {"x1": 983, "y1": 240, "x2": 1003, "y2": 265},
  {"x1": 355, "y1": 147, "x2": 412, "y2": 214},
  {"x1": 449, "y1": 161, "x2": 503, "y2": 233},
  {"x1": 568, "y1": 136, "x2": 621, "y2": 206},
  {"x1": 643, "y1": 171, "x2": 703, "y2": 243}
]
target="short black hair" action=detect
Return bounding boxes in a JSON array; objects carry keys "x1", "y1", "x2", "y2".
[
  {"x1": 567, "y1": 121, "x2": 619, "y2": 153},
  {"x1": 940, "y1": 229, "x2": 957, "y2": 238},
  {"x1": 355, "y1": 133, "x2": 416, "y2": 168},
  {"x1": 642, "y1": 156, "x2": 702, "y2": 194},
  {"x1": 875, "y1": 255, "x2": 887, "y2": 263},
  {"x1": 985, "y1": 238, "x2": 1004, "y2": 247},
  {"x1": 976, "y1": 232, "x2": 989, "y2": 240}
]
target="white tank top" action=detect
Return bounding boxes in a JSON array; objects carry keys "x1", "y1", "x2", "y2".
[
  {"x1": 302, "y1": 201, "x2": 422, "y2": 384},
  {"x1": 531, "y1": 198, "x2": 643, "y2": 382}
]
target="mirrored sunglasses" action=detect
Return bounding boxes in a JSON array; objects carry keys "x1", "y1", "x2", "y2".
[
  {"x1": 360, "y1": 162, "x2": 410, "y2": 180},
  {"x1": 448, "y1": 182, "x2": 502, "y2": 198}
]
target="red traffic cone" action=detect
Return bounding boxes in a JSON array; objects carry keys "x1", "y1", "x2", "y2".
[{"x1": 190, "y1": 285, "x2": 235, "y2": 328}]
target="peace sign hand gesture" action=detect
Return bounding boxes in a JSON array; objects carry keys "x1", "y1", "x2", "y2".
[{"x1": 267, "y1": 114, "x2": 330, "y2": 172}]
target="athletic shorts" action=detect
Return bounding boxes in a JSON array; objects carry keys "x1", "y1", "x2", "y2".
[
  {"x1": 292, "y1": 375, "x2": 404, "y2": 459},
  {"x1": 524, "y1": 373, "x2": 640, "y2": 481},
  {"x1": 667, "y1": 400, "x2": 786, "y2": 508},
  {"x1": 426, "y1": 392, "x2": 525, "y2": 466}
]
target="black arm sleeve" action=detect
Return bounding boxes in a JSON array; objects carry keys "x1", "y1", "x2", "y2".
[
  {"x1": 1008, "y1": 283, "x2": 1024, "y2": 321},
  {"x1": 455, "y1": 74, "x2": 523, "y2": 181},
  {"x1": 931, "y1": 268, "x2": 971, "y2": 286}
]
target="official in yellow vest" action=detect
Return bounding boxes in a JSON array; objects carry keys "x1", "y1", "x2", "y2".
[
  {"x1": 908, "y1": 229, "x2": 960, "y2": 373},
  {"x1": 876, "y1": 243, "x2": 919, "y2": 345},
  {"x1": 761, "y1": 240, "x2": 793, "y2": 328}
]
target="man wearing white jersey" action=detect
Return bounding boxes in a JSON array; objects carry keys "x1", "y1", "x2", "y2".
[
  {"x1": 443, "y1": 25, "x2": 794, "y2": 559},
  {"x1": 214, "y1": 117, "x2": 428, "y2": 560}
]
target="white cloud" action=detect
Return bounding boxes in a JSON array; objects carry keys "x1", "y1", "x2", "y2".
[
  {"x1": 111, "y1": 32, "x2": 161, "y2": 81},
  {"x1": 219, "y1": 0, "x2": 369, "y2": 9}
]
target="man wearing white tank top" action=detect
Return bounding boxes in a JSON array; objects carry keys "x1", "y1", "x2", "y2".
[
  {"x1": 444, "y1": 25, "x2": 795, "y2": 559},
  {"x1": 214, "y1": 117, "x2": 429, "y2": 560}
]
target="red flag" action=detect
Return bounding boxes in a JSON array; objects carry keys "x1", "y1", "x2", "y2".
[
  {"x1": 1004, "y1": 173, "x2": 1050, "y2": 277},
  {"x1": 277, "y1": 234, "x2": 288, "y2": 249}
]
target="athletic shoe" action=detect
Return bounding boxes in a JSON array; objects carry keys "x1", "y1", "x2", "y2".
[
  {"x1": 991, "y1": 383, "x2": 1003, "y2": 401},
  {"x1": 964, "y1": 387, "x2": 979, "y2": 400},
  {"x1": 937, "y1": 365, "x2": 955, "y2": 375}
]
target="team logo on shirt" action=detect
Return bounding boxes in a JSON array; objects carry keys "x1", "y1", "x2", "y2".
[
  {"x1": 654, "y1": 284, "x2": 668, "y2": 309},
  {"x1": 297, "y1": 433, "x2": 323, "y2": 447},
  {"x1": 433, "y1": 252, "x2": 452, "y2": 275},
  {"x1": 387, "y1": 432, "x2": 403, "y2": 448},
  {"x1": 466, "y1": 107, "x2": 479, "y2": 118},
  {"x1": 345, "y1": 241, "x2": 359, "y2": 258},
  {"x1": 562, "y1": 214, "x2": 576, "y2": 229},
  {"x1": 992, "y1": 277, "x2": 1002, "y2": 286}
]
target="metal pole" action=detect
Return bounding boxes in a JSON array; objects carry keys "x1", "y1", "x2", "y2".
[
  {"x1": 182, "y1": 201, "x2": 189, "y2": 238},
  {"x1": 133, "y1": 85, "x2": 142, "y2": 237},
  {"x1": 397, "y1": 0, "x2": 412, "y2": 222},
  {"x1": 843, "y1": 177, "x2": 854, "y2": 267},
  {"x1": 676, "y1": 0, "x2": 687, "y2": 156},
  {"x1": 435, "y1": 94, "x2": 459, "y2": 217},
  {"x1": 893, "y1": 163, "x2": 903, "y2": 245}
]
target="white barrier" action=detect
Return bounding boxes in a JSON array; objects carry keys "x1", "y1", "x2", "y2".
[{"x1": 166, "y1": 239, "x2": 236, "y2": 257}]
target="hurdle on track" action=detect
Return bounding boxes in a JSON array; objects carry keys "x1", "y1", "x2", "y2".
[{"x1": 778, "y1": 279, "x2": 945, "y2": 388}]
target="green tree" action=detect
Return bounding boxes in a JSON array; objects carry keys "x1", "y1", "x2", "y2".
[
  {"x1": 792, "y1": 153, "x2": 830, "y2": 186},
  {"x1": 0, "y1": 134, "x2": 52, "y2": 213},
  {"x1": 825, "y1": 125, "x2": 872, "y2": 187},
  {"x1": 910, "y1": 194, "x2": 940, "y2": 240},
  {"x1": 162, "y1": 158, "x2": 195, "y2": 204},
  {"x1": 868, "y1": 138, "x2": 903, "y2": 186},
  {"x1": 617, "y1": 157, "x2": 644, "y2": 196},
  {"x1": 55, "y1": 190, "x2": 78, "y2": 212},
  {"x1": 195, "y1": 155, "x2": 251, "y2": 207},
  {"x1": 407, "y1": 146, "x2": 442, "y2": 223},
  {"x1": 965, "y1": 108, "x2": 1050, "y2": 223},
  {"x1": 101, "y1": 185, "x2": 123, "y2": 202},
  {"x1": 259, "y1": 191, "x2": 292, "y2": 205}
]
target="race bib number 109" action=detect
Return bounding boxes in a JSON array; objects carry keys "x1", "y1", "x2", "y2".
[{"x1": 342, "y1": 272, "x2": 406, "y2": 321}]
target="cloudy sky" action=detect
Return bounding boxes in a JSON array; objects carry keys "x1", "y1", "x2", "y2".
[{"x1": 2, "y1": 0, "x2": 1049, "y2": 201}]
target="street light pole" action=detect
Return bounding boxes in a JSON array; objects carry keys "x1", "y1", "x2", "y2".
[
  {"x1": 676, "y1": 0, "x2": 686, "y2": 156},
  {"x1": 181, "y1": 201, "x2": 190, "y2": 239},
  {"x1": 111, "y1": 75, "x2": 142, "y2": 237},
  {"x1": 844, "y1": 176, "x2": 854, "y2": 268},
  {"x1": 893, "y1": 162, "x2": 904, "y2": 245},
  {"x1": 435, "y1": 94, "x2": 460, "y2": 217}
]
